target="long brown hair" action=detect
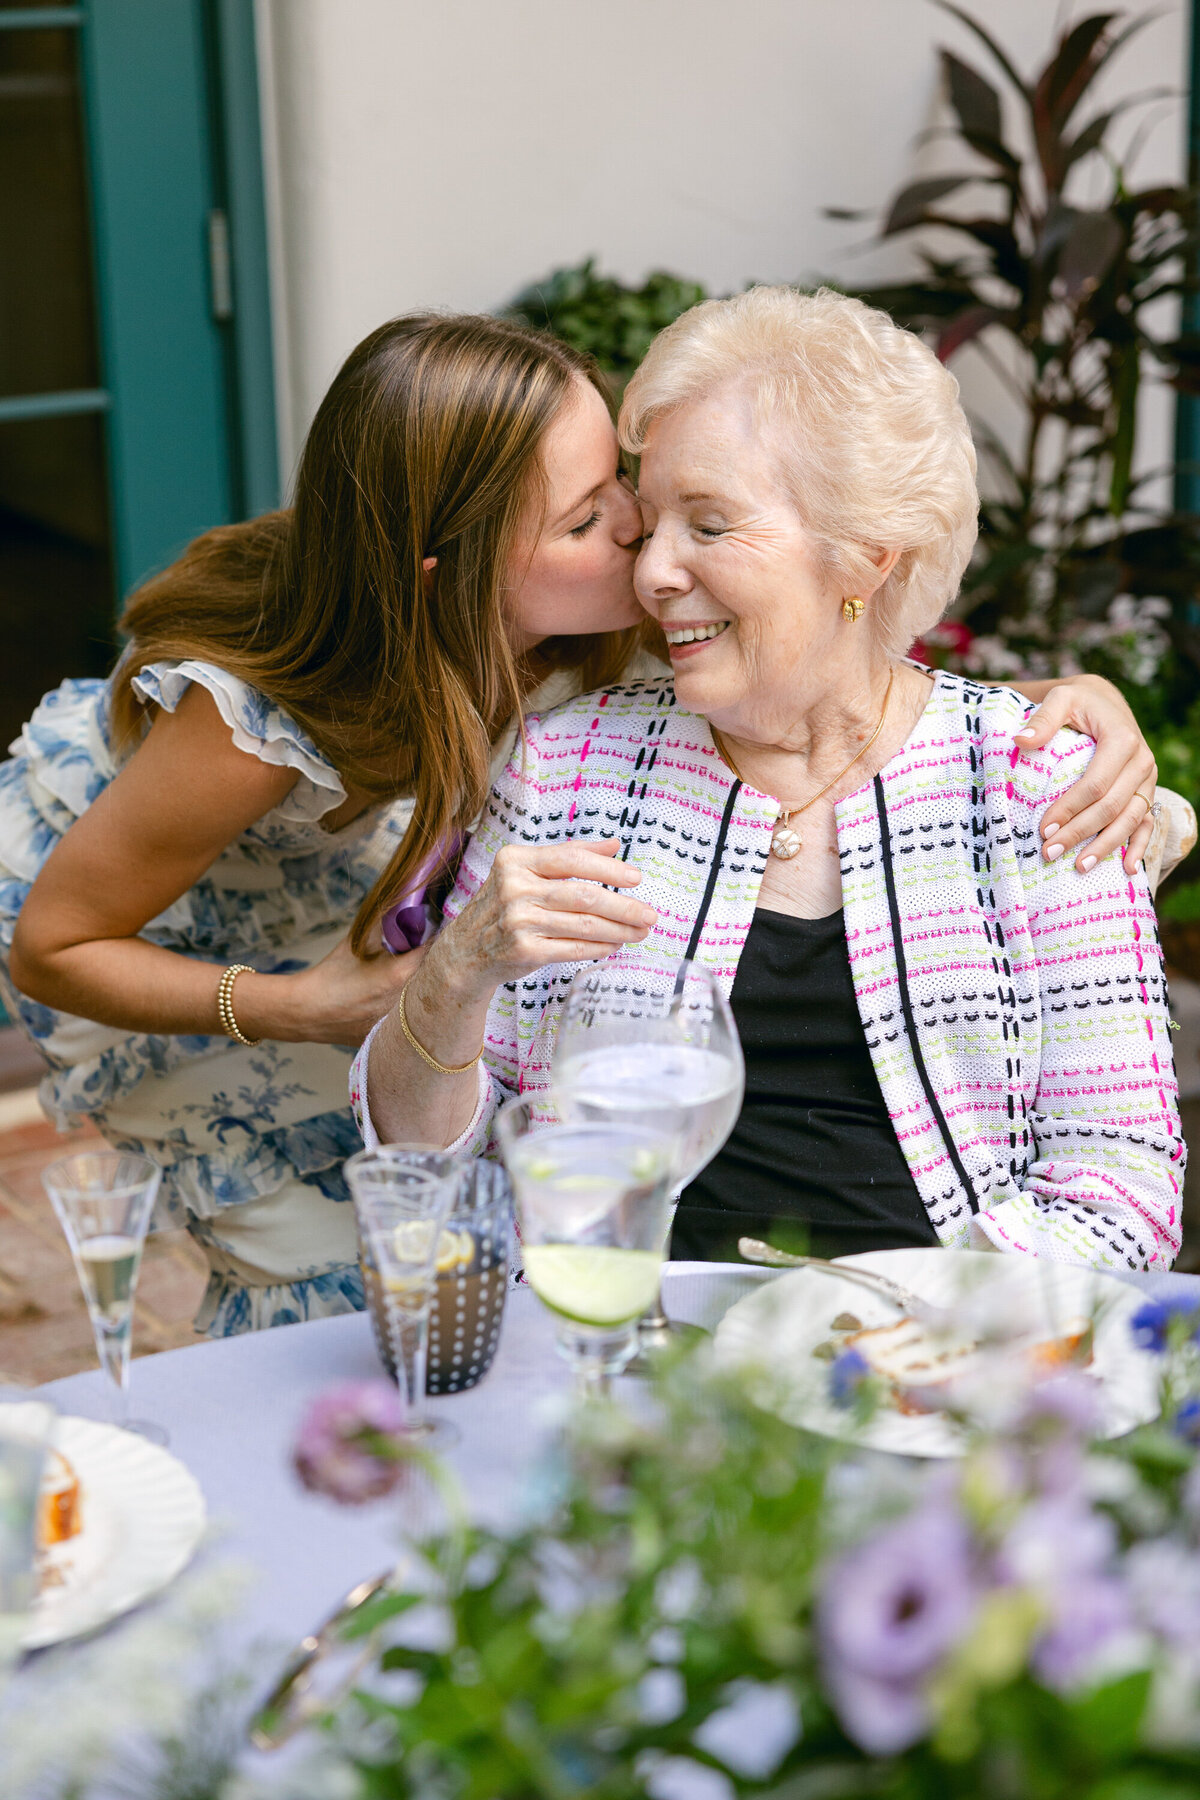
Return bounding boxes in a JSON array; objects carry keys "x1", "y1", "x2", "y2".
[{"x1": 112, "y1": 314, "x2": 637, "y2": 952}]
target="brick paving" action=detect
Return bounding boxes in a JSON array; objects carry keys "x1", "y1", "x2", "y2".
[{"x1": 0, "y1": 1096, "x2": 207, "y2": 1385}]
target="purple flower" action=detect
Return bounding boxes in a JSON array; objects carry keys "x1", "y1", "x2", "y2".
[
  {"x1": 293, "y1": 1381, "x2": 411, "y2": 1505},
  {"x1": 1016, "y1": 1373, "x2": 1102, "y2": 1495},
  {"x1": 1033, "y1": 1575, "x2": 1131, "y2": 1692},
  {"x1": 1130, "y1": 1297, "x2": 1200, "y2": 1355},
  {"x1": 818, "y1": 1499, "x2": 977, "y2": 1755},
  {"x1": 1019, "y1": 1371, "x2": 1102, "y2": 1438},
  {"x1": 1173, "y1": 1398, "x2": 1200, "y2": 1446},
  {"x1": 997, "y1": 1495, "x2": 1130, "y2": 1692},
  {"x1": 829, "y1": 1348, "x2": 871, "y2": 1411},
  {"x1": 1126, "y1": 1540, "x2": 1200, "y2": 1653}
]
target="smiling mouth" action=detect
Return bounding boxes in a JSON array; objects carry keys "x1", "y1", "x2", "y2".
[{"x1": 663, "y1": 622, "x2": 730, "y2": 646}]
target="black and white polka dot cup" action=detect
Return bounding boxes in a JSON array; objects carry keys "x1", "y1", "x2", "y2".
[{"x1": 359, "y1": 1157, "x2": 513, "y2": 1395}]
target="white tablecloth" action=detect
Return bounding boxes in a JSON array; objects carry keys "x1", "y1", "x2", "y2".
[
  {"x1": 27, "y1": 1259, "x2": 1200, "y2": 1675},
  {"x1": 31, "y1": 1264, "x2": 778, "y2": 1670}
]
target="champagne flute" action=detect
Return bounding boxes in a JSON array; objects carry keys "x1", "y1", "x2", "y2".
[
  {"x1": 495, "y1": 1096, "x2": 678, "y2": 1397},
  {"x1": 345, "y1": 1146, "x2": 461, "y2": 1446},
  {"x1": 0, "y1": 1389, "x2": 55, "y2": 1683},
  {"x1": 41, "y1": 1152, "x2": 166, "y2": 1442},
  {"x1": 550, "y1": 959, "x2": 745, "y2": 1355}
]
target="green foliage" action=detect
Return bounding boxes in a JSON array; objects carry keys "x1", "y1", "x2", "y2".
[
  {"x1": 832, "y1": 5, "x2": 1200, "y2": 698},
  {"x1": 506, "y1": 260, "x2": 709, "y2": 392},
  {"x1": 1159, "y1": 881, "x2": 1200, "y2": 924},
  {"x1": 310, "y1": 1350, "x2": 1200, "y2": 1800}
]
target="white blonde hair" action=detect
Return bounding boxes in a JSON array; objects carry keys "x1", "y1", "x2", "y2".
[{"x1": 619, "y1": 286, "x2": 979, "y2": 657}]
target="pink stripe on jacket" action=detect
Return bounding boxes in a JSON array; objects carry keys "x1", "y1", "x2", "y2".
[{"x1": 353, "y1": 671, "x2": 1184, "y2": 1271}]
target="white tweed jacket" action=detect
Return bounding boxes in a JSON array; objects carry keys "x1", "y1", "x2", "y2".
[{"x1": 353, "y1": 672, "x2": 1185, "y2": 1272}]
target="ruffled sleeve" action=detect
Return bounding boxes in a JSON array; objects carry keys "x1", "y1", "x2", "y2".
[{"x1": 131, "y1": 660, "x2": 347, "y2": 824}]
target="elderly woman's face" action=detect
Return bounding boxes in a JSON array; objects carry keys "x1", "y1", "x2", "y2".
[{"x1": 634, "y1": 388, "x2": 840, "y2": 719}]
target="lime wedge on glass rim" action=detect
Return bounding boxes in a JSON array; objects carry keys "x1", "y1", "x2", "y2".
[{"x1": 522, "y1": 1244, "x2": 662, "y2": 1326}]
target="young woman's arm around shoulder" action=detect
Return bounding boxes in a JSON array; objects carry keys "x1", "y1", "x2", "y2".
[{"x1": 10, "y1": 684, "x2": 419, "y2": 1048}]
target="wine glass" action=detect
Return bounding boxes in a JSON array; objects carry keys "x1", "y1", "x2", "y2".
[
  {"x1": 345, "y1": 1146, "x2": 461, "y2": 1447},
  {"x1": 494, "y1": 1097, "x2": 678, "y2": 1397},
  {"x1": 550, "y1": 959, "x2": 745, "y2": 1355},
  {"x1": 0, "y1": 1389, "x2": 56, "y2": 1683},
  {"x1": 41, "y1": 1152, "x2": 166, "y2": 1442}
]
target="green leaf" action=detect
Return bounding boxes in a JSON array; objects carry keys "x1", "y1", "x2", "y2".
[
  {"x1": 338, "y1": 1589, "x2": 423, "y2": 1639},
  {"x1": 1065, "y1": 1667, "x2": 1153, "y2": 1760}
]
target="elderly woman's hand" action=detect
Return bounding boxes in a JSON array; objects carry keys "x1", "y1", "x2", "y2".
[
  {"x1": 1011, "y1": 674, "x2": 1157, "y2": 876},
  {"x1": 431, "y1": 839, "x2": 658, "y2": 1001}
]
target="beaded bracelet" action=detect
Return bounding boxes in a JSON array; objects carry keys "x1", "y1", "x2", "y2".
[
  {"x1": 217, "y1": 963, "x2": 261, "y2": 1047},
  {"x1": 397, "y1": 984, "x2": 482, "y2": 1076}
]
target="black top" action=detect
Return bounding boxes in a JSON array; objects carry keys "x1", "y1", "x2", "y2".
[{"x1": 672, "y1": 907, "x2": 939, "y2": 1263}]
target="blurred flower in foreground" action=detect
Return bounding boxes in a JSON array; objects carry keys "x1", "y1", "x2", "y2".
[
  {"x1": 818, "y1": 1498, "x2": 977, "y2": 1754},
  {"x1": 1130, "y1": 1298, "x2": 1200, "y2": 1355},
  {"x1": 998, "y1": 1494, "x2": 1130, "y2": 1691},
  {"x1": 828, "y1": 1348, "x2": 870, "y2": 1411},
  {"x1": 293, "y1": 1381, "x2": 411, "y2": 1504}
]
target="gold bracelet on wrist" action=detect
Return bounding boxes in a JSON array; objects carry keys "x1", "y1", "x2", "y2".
[
  {"x1": 217, "y1": 963, "x2": 261, "y2": 1047},
  {"x1": 397, "y1": 983, "x2": 482, "y2": 1076}
]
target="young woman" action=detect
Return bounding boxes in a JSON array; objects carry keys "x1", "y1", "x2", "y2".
[{"x1": 0, "y1": 311, "x2": 1158, "y2": 1334}]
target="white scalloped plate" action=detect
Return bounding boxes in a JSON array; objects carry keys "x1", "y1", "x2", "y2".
[
  {"x1": 713, "y1": 1249, "x2": 1162, "y2": 1458},
  {"x1": 25, "y1": 1417, "x2": 206, "y2": 1648}
]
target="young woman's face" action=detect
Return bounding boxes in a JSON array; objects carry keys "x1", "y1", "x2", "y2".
[{"x1": 506, "y1": 379, "x2": 644, "y2": 647}]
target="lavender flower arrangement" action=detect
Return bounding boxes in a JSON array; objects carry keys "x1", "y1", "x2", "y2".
[{"x1": 270, "y1": 1301, "x2": 1200, "y2": 1800}]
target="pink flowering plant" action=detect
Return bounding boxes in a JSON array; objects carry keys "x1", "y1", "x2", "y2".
[{"x1": 270, "y1": 1299, "x2": 1200, "y2": 1800}]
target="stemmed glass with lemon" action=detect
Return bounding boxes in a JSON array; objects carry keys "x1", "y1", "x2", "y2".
[
  {"x1": 345, "y1": 1147, "x2": 462, "y2": 1446},
  {"x1": 494, "y1": 1098, "x2": 679, "y2": 1397}
]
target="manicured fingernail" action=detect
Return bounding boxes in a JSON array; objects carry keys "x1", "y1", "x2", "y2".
[
  {"x1": 1041, "y1": 820, "x2": 1059, "y2": 839},
  {"x1": 1014, "y1": 728, "x2": 1035, "y2": 741},
  {"x1": 1080, "y1": 855, "x2": 1096, "y2": 872},
  {"x1": 1045, "y1": 842, "x2": 1065, "y2": 861}
]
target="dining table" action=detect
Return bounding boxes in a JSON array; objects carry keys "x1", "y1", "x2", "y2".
[{"x1": 14, "y1": 1254, "x2": 1200, "y2": 1786}]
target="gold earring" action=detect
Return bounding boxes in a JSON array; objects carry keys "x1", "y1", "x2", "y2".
[{"x1": 842, "y1": 596, "x2": 865, "y2": 623}]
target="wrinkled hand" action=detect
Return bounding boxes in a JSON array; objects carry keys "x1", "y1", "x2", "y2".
[
  {"x1": 292, "y1": 931, "x2": 426, "y2": 1048},
  {"x1": 1013, "y1": 674, "x2": 1157, "y2": 875},
  {"x1": 431, "y1": 839, "x2": 657, "y2": 1000}
]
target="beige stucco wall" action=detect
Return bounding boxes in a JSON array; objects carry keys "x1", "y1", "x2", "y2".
[{"x1": 255, "y1": 0, "x2": 1188, "y2": 487}]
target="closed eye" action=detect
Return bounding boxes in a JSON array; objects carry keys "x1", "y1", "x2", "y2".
[{"x1": 569, "y1": 511, "x2": 601, "y2": 538}]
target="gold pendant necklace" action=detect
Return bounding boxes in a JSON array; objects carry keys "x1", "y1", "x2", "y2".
[{"x1": 712, "y1": 669, "x2": 895, "y2": 861}]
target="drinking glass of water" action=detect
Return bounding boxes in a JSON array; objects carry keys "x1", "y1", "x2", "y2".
[
  {"x1": 0, "y1": 1391, "x2": 55, "y2": 1683},
  {"x1": 346, "y1": 1146, "x2": 462, "y2": 1447},
  {"x1": 41, "y1": 1152, "x2": 164, "y2": 1442},
  {"x1": 550, "y1": 959, "x2": 745, "y2": 1354},
  {"x1": 495, "y1": 1096, "x2": 678, "y2": 1397}
]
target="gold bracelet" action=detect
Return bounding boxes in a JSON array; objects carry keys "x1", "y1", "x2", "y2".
[
  {"x1": 217, "y1": 963, "x2": 262, "y2": 1047},
  {"x1": 397, "y1": 983, "x2": 482, "y2": 1076}
]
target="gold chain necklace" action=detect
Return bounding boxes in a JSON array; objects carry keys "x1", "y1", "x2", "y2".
[{"x1": 711, "y1": 668, "x2": 895, "y2": 861}]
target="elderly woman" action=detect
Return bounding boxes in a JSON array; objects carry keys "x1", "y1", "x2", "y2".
[{"x1": 355, "y1": 288, "x2": 1184, "y2": 1272}]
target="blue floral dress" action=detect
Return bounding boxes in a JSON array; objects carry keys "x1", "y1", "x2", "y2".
[{"x1": 0, "y1": 660, "x2": 414, "y2": 1336}]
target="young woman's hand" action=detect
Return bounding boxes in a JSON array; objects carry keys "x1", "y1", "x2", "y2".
[
  {"x1": 275, "y1": 935, "x2": 426, "y2": 1049},
  {"x1": 1011, "y1": 673, "x2": 1157, "y2": 874},
  {"x1": 427, "y1": 838, "x2": 657, "y2": 1003}
]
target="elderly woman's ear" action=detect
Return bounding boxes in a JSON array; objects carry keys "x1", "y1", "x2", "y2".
[{"x1": 843, "y1": 547, "x2": 901, "y2": 614}]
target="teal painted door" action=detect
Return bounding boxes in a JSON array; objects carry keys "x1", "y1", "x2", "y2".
[{"x1": 0, "y1": 0, "x2": 277, "y2": 748}]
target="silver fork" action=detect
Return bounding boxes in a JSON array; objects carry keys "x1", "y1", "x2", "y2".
[{"x1": 737, "y1": 1237, "x2": 950, "y2": 1327}]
